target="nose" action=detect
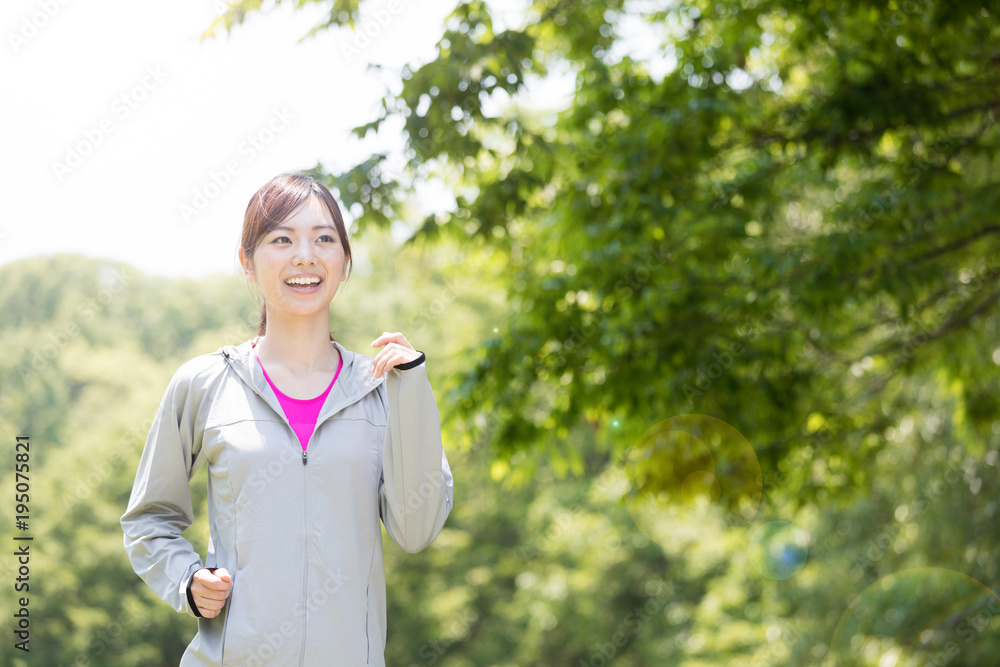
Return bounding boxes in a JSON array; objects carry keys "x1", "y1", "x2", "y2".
[{"x1": 292, "y1": 240, "x2": 317, "y2": 266}]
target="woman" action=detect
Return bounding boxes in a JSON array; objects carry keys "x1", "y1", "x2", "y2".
[{"x1": 120, "y1": 172, "x2": 454, "y2": 666}]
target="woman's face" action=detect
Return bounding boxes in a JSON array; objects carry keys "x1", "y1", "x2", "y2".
[{"x1": 239, "y1": 195, "x2": 349, "y2": 325}]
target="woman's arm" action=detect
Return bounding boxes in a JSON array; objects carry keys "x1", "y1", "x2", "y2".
[
  {"x1": 378, "y1": 355, "x2": 454, "y2": 553},
  {"x1": 119, "y1": 361, "x2": 210, "y2": 618}
]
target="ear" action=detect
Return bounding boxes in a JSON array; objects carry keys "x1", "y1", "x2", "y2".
[{"x1": 238, "y1": 247, "x2": 255, "y2": 283}]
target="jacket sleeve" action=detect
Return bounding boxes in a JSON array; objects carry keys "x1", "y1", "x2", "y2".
[
  {"x1": 120, "y1": 362, "x2": 208, "y2": 618},
  {"x1": 378, "y1": 352, "x2": 454, "y2": 553}
]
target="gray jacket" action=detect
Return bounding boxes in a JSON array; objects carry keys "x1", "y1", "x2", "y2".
[{"x1": 120, "y1": 338, "x2": 454, "y2": 666}]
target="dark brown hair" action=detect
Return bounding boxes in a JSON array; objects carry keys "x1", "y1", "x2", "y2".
[{"x1": 240, "y1": 171, "x2": 353, "y2": 337}]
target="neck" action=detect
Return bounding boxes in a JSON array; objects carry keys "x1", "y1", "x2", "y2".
[{"x1": 254, "y1": 314, "x2": 339, "y2": 373}]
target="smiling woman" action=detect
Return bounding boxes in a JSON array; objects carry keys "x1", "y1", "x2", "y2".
[
  {"x1": 238, "y1": 172, "x2": 354, "y2": 337},
  {"x1": 119, "y1": 171, "x2": 454, "y2": 667}
]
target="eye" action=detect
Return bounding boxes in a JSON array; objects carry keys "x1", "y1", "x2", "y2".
[
  {"x1": 318, "y1": 234, "x2": 336, "y2": 243},
  {"x1": 270, "y1": 236, "x2": 291, "y2": 244}
]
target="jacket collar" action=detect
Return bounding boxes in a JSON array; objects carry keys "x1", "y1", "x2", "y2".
[{"x1": 217, "y1": 337, "x2": 385, "y2": 425}]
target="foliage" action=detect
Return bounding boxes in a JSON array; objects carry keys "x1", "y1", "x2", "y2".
[
  {"x1": 211, "y1": 0, "x2": 1000, "y2": 485},
  {"x1": 3, "y1": 1, "x2": 1000, "y2": 664},
  {"x1": 1, "y1": 231, "x2": 997, "y2": 667}
]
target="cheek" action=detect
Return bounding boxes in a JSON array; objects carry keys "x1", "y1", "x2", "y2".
[
  {"x1": 253, "y1": 260, "x2": 284, "y2": 292},
  {"x1": 321, "y1": 248, "x2": 346, "y2": 264}
]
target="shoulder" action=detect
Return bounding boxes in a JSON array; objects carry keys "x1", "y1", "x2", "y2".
[
  {"x1": 165, "y1": 350, "x2": 229, "y2": 396},
  {"x1": 175, "y1": 349, "x2": 228, "y2": 380}
]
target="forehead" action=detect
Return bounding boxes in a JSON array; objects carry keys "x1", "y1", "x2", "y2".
[{"x1": 273, "y1": 195, "x2": 336, "y2": 231}]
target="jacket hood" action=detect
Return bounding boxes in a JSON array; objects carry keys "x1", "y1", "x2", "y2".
[{"x1": 217, "y1": 337, "x2": 386, "y2": 424}]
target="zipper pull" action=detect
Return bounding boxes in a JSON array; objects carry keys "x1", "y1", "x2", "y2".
[{"x1": 302, "y1": 450, "x2": 308, "y2": 465}]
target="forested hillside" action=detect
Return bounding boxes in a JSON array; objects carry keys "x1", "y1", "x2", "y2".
[
  {"x1": 3, "y1": 0, "x2": 1000, "y2": 664},
  {"x1": 2, "y1": 230, "x2": 998, "y2": 665}
]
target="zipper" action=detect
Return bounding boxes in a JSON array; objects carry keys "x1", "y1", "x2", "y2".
[
  {"x1": 222, "y1": 347, "x2": 311, "y2": 663},
  {"x1": 223, "y1": 348, "x2": 307, "y2": 464},
  {"x1": 220, "y1": 342, "x2": 382, "y2": 665},
  {"x1": 224, "y1": 345, "x2": 372, "y2": 465},
  {"x1": 299, "y1": 447, "x2": 310, "y2": 666}
]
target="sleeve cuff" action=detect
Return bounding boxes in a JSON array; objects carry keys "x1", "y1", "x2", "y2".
[
  {"x1": 186, "y1": 570, "x2": 204, "y2": 618},
  {"x1": 395, "y1": 350, "x2": 425, "y2": 371}
]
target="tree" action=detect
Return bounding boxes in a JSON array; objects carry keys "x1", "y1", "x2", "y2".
[{"x1": 203, "y1": 0, "x2": 1000, "y2": 495}]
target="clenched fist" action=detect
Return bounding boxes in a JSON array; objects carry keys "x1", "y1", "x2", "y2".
[{"x1": 191, "y1": 567, "x2": 233, "y2": 618}]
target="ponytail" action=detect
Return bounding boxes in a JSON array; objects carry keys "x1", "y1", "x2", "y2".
[{"x1": 256, "y1": 304, "x2": 267, "y2": 336}]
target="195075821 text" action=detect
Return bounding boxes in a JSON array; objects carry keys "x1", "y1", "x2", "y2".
[{"x1": 13, "y1": 435, "x2": 32, "y2": 653}]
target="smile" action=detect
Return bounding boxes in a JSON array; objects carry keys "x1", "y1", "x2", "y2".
[{"x1": 285, "y1": 276, "x2": 322, "y2": 286}]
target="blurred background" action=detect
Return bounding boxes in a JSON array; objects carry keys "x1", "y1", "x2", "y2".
[{"x1": 2, "y1": 1, "x2": 1000, "y2": 665}]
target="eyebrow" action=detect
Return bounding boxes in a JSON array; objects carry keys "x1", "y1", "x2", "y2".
[{"x1": 270, "y1": 224, "x2": 337, "y2": 232}]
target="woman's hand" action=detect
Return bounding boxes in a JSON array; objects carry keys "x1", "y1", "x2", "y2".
[
  {"x1": 371, "y1": 332, "x2": 421, "y2": 378},
  {"x1": 191, "y1": 567, "x2": 233, "y2": 618}
]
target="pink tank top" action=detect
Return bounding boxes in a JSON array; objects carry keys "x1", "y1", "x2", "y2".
[{"x1": 254, "y1": 345, "x2": 343, "y2": 451}]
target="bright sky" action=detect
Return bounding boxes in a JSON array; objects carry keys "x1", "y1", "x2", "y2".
[
  {"x1": 2, "y1": 0, "x2": 669, "y2": 281},
  {"x1": 1, "y1": 0, "x2": 468, "y2": 279}
]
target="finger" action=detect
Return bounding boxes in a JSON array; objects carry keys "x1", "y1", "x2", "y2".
[
  {"x1": 208, "y1": 578, "x2": 234, "y2": 591},
  {"x1": 194, "y1": 589, "x2": 230, "y2": 603},
  {"x1": 371, "y1": 345, "x2": 391, "y2": 376},
  {"x1": 195, "y1": 595, "x2": 225, "y2": 608},
  {"x1": 198, "y1": 600, "x2": 226, "y2": 617},
  {"x1": 373, "y1": 350, "x2": 400, "y2": 378},
  {"x1": 214, "y1": 568, "x2": 232, "y2": 582},
  {"x1": 197, "y1": 575, "x2": 233, "y2": 591},
  {"x1": 370, "y1": 331, "x2": 394, "y2": 347},
  {"x1": 196, "y1": 589, "x2": 227, "y2": 604},
  {"x1": 371, "y1": 331, "x2": 406, "y2": 347},
  {"x1": 376, "y1": 351, "x2": 415, "y2": 377},
  {"x1": 195, "y1": 586, "x2": 232, "y2": 604}
]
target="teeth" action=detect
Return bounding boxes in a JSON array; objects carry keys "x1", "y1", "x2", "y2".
[{"x1": 286, "y1": 277, "x2": 320, "y2": 286}]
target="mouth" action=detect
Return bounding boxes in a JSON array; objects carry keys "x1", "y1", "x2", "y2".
[{"x1": 284, "y1": 276, "x2": 323, "y2": 292}]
